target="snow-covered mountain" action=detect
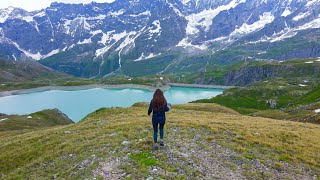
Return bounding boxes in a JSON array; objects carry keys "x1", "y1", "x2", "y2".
[{"x1": 0, "y1": 0, "x2": 319, "y2": 77}]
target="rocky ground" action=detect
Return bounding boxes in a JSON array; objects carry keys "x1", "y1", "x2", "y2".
[{"x1": 93, "y1": 127, "x2": 317, "y2": 180}]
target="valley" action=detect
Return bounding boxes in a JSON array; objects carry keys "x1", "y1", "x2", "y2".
[{"x1": 0, "y1": 0, "x2": 320, "y2": 179}]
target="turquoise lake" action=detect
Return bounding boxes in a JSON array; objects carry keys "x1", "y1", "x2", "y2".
[{"x1": 0, "y1": 87, "x2": 223, "y2": 122}]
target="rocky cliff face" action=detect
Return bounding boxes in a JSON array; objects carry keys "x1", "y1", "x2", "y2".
[
  {"x1": 0, "y1": 0, "x2": 320, "y2": 77},
  {"x1": 222, "y1": 61, "x2": 320, "y2": 86}
]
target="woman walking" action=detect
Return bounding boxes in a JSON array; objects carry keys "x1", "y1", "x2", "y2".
[{"x1": 148, "y1": 89, "x2": 171, "y2": 150}]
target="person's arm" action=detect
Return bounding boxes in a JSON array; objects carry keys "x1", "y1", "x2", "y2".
[
  {"x1": 164, "y1": 103, "x2": 170, "y2": 112},
  {"x1": 148, "y1": 102, "x2": 152, "y2": 115}
]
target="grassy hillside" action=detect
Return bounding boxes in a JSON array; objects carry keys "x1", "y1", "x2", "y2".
[
  {"x1": 0, "y1": 59, "x2": 63, "y2": 82},
  {"x1": 0, "y1": 109, "x2": 73, "y2": 138},
  {"x1": 172, "y1": 58, "x2": 320, "y2": 86},
  {"x1": 195, "y1": 77, "x2": 320, "y2": 123},
  {"x1": 0, "y1": 103, "x2": 319, "y2": 179}
]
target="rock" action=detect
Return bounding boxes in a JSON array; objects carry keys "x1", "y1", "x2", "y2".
[
  {"x1": 266, "y1": 99, "x2": 277, "y2": 108},
  {"x1": 0, "y1": 118, "x2": 9, "y2": 122},
  {"x1": 64, "y1": 131, "x2": 71, "y2": 134},
  {"x1": 122, "y1": 141, "x2": 129, "y2": 145},
  {"x1": 109, "y1": 132, "x2": 117, "y2": 136},
  {"x1": 99, "y1": 120, "x2": 109, "y2": 124},
  {"x1": 27, "y1": 116, "x2": 32, "y2": 119}
]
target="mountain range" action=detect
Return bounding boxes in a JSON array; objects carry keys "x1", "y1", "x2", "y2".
[{"x1": 0, "y1": 0, "x2": 319, "y2": 78}]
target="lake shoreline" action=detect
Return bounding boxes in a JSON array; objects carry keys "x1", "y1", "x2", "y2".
[{"x1": 0, "y1": 83, "x2": 233, "y2": 97}]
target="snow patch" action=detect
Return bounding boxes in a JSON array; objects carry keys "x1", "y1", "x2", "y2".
[
  {"x1": 95, "y1": 31, "x2": 129, "y2": 57},
  {"x1": 185, "y1": 0, "x2": 246, "y2": 35},
  {"x1": 22, "y1": 16, "x2": 34, "y2": 22},
  {"x1": 87, "y1": 15, "x2": 106, "y2": 20},
  {"x1": 34, "y1": 11, "x2": 46, "y2": 17},
  {"x1": 305, "y1": 61, "x2": 314, "y2": 64},
  {"x1": 212, "y1": 36, "x2": 228, "y2": 42},
  {"x1": 81, "y1": 18, "x2": 91, "y2": 30},
  {"x1": 134, "y1": 53, "x2": 160, "y2": 61},
  {"x1": 248, "y1": 17, "x2": 320, "y2": 43},
  {"x1": 115, "y1": 31, "x2": 137, "y2": 52},
  {"x1": 109, "y1": 9, "x2": 125, "y2": 16},
  {"x1": 129, "y1": 11, "x2": 151, "y2": 17},
  {"x1": 77, "y1": 38, "x2": 92, "y2": 44},
  {"x1": 296, "y1": 17, "x2": 320, "y2": 31},
  {"x1": 90, "y1": 30, "x2": 103, "y2": 36},
  {"x1": 176, "y1": 38, "x2": 207, "y2": 50},
  {"x1": 306, "y1": 0, "x2": 319, "y2": 7},
  {"x1": 149, "y1": 20, "x2": 161, "y2": 34},
  {"x1": 11, "y1": 40, "x2": 60, "y2": 60},
  {"x1": 293, "y1": 12, "x2": 311, "y2": 21},
  {"x1": 0, "y1": 7, "x2": 14, "y2": 23},
  {"x1": 281, "y1": 8, "x2": 291, "y2": 17},
  {"x1": 166, "y1": 0, "x2": 184, "y2": 17},
  {"x1": 230, "y1": 12, "x2": 274, "y2": 37},
  {"x1": 42, "y1": 49, "x2": 60, "y2": 59},
  {"x1": 181, "y1": 0, "x2": 192, "y2": 5}
]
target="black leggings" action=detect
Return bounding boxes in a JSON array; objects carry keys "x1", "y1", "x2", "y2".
[{"x1": 152, "y1": 121, "x2": 165, "y2": 143}]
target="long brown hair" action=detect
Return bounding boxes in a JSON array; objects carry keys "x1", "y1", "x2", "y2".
[{"x1": 151, "y1": 89, "x2": 167, "y2": 111}]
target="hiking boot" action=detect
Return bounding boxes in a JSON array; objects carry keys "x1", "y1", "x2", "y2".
[
  {"x1": 160, "y1": 139, "x2": 164, "y2": 147},
  {"x1": 154, "y1": 143, "x2": 159, "y2": 150}
]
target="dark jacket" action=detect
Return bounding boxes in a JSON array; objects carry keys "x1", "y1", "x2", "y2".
[{"x1": 148, "y1": 101, "x2": 170, "y2": 123}]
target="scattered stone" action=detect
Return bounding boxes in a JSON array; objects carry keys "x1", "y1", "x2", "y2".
[
  {"x1": 93, "y1": 158, "x2": 125, "y2": 179},
  {"x1": 315, "y1": 109, "x2": 320, "y2": 113},
  {"x1": 99, "y1": 120, "x2": 109, "y2": 124},
  {"x1": 108, "y1": 132, "x2": 117, "y2": 136},
  {"x1": 27, "y1": 116, "x2": 32, "y2": 119},
  {"x1": 266, "y1": 99, "x2": 277, "y2": 108},
  {"x1": 69, "y1": 154, "x2": 73, "y2": 157},
  {"x1": 254, "y1": 132, "x2": 261, "y2": 136},
  {"x1": 122, "y1": 141, "x2": 129, "y2": 145},
  {"x1": 0, "y1": 118, "x2": 9, "y2": 122},
  {"x1": 77, "y1": 159, "x2": 91, "y2": 170},
  {"x1": 64, "y1": 131, "x2": 71, "y2": 134},
  {"x1": 299, "y1": 84, "x2": 307, "y2": 87},
  {"x1": 151, "y1": 168, "x2": 157, "y2": 174}
]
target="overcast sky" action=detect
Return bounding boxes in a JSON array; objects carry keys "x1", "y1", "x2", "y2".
[{"x1": 0, "y1": 0, "x2": 116, "y2": 11}]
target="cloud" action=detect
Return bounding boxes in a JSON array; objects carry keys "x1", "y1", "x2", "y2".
[{"x1": 0, "y1": 0, "x2": 116, "y2": 11}]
